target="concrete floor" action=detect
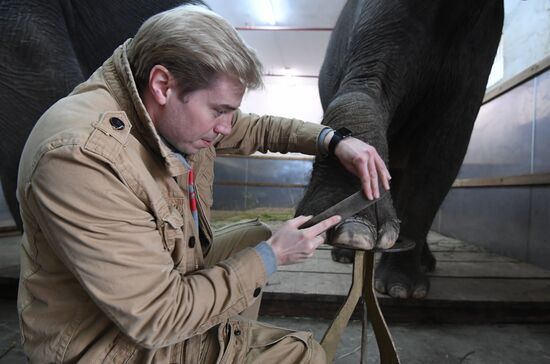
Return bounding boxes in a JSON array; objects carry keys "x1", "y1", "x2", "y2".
[
  {"x1": 262, "y1": 317, "x2": 550, "y2": 363},
  {"x1": 1, "y1": 299, "x2": 549, "y2": 363}
]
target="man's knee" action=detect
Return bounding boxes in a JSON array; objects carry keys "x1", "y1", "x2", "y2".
[
  {"x1": 231, "y1": 219, "x2": 272, "y2": 248},
  {"x1": 310, "y1": 337, "x2": 327, "y2": 364},
  {"x1": 216, "y1": 218, "x2": 272, "y2": 242},
  {"x1": 208, "y1": 219, "x2": 273, "y2": 267},
  {"x1": 276, "y1": 333, "x2": 326, "y2": 364},
  {"x1": 245, "y1": 219, "x2": 272, "y2": 242},
  {"x1": 242, "y1": 320, "x2": 326, "y2": 364},
  {"x1": 251, "y1": 333, "x2": 326, "y2": 364}
]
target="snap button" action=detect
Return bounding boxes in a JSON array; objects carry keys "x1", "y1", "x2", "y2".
[
  {"x1": 109, "y1": 117, "x2": 125, "y2": 130},
  {"x1": 253, "y1": 287, "x2": 261, "y2": 297},
  {"x1": 234, "y1": 329, "x2": 241, "y2": 336},
  {"x1": 188, "y1": 236, "x2": 196, "y2": 248}
]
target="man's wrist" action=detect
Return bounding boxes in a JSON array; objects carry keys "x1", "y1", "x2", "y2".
[{"x1": 328, "y1": 127, "x2": 353, "y2": 156}]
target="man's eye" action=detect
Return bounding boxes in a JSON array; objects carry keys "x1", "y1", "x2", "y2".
[{"x1": 215, "y1": 110, "x2": 226, "y2": 117}]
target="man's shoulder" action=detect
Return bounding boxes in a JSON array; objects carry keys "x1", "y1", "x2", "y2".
[
  {"x1": 34, "y1": 85, "x2": 120, "y2": 142},
  {"x1": 19, "y1": 87, "x2": 131, "y2": 181}
]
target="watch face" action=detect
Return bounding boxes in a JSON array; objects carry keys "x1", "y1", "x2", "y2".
[
  {"x1": 336, "y1": 127, "x2": 352, "y2": 138},
  {"x1": 328, "y1": 127, "x2": 353, "y2": 156}
]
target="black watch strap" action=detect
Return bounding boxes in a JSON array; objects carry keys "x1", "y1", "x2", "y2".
[{"x1": 328, "y1": 127, "x2": 353, "y2": 155}]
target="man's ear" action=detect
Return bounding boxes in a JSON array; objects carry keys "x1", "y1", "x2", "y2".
[{"x1": 148, "y1": 65, "x2": 173, "y2": 106}]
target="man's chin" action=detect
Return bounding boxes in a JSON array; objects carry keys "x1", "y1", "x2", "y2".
[
  {"x1": 182, "y1": 144, "x2": 204, "y2": 155},
  {"x1": 178, "y1": 140, "x2": 211, "y2": 155}
]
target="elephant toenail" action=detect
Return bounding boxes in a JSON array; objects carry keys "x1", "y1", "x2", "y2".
[
  {"x1": 389, "y1": 284, "x2": 409, "y2": 298},
  {"x1": 413, "y1": 287, "x2": 428, "y2": 299},
  {"x1": 374, "y1": 280, "x2": 386, "y2": 293}
]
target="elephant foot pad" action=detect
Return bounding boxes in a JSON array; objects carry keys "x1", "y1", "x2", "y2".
[{"x1": 331, "y1": 236, "x2": 415, "y2": 253}]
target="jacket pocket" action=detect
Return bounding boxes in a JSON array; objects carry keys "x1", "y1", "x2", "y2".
[
  {"x1": 218, "y1": 321, "x2": 238, "y2": 364},
  {"x1": 161, "y1": 210, "x2": 189, "y2": 273},
  {"x1": 217, "y1": 319, "x2": 313, "y2": 363},
  {"x1": 159, "y1": 210, "x2": 184, "y2": 252}
]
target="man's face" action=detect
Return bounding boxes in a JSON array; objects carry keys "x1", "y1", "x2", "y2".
[{"x1": 154, "y1": 73, "x2": 245, "y2": 155}]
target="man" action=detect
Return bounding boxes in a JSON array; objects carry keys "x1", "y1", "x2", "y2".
[{"x1": 17, "y1": 6, "x2": 390, "y2": 363}]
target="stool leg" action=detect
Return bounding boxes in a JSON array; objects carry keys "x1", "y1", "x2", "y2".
[
  {"x1": 321, "y1": 251, "x2": 365, "y2": 362},
  {"x1": 363, "y1": 251, "x2": 400, "y2": 364},
  {"x1": 361, "y1": 296, "x2": 369, "y2": 363}
]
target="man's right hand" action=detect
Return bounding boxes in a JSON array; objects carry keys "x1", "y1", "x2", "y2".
[{"x1": 266, "y1": 215, "x2": 341, "y2": 266}]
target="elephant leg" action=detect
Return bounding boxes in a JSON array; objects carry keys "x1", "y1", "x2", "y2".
[
  {"x1": 375, "y1": 90, "x2": 482, "y2": 299},
  {"x1": 373, "y1": 0, "x2": 502, "y2": 300},
  {"x1": 421, "y1": 237, "x2": 436, "y2": 273},
  {"x1": 309, "y1": 91, "x2": 399, "y2": 263},
  {"x1": 0, "y1": 2, "x2": 88, "y2": 230}
]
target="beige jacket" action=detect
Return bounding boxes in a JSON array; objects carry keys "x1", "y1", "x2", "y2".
[{"x1": 17, "y1": 40, "x2": 325, "y2": 363}]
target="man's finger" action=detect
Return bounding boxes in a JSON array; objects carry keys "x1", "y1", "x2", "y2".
[
  {"x1": 359, "y1": 163, "x2": 373, "y2": 200},
  {"x1": 375, "y1": 155, "x2": 391, "y2": 190},
  {"x1": 304, "y1": 215, "x2": 341, "y2": 236},
  {"x1": 368, "y1": 156, "x2": 379, "y2": 198},
  {"x1": 288, "y1": 215, "x2": 313, "y2": 227}
]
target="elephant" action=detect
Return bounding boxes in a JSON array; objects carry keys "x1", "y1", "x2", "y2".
[
  {"x1": 0, "y1": 0, "x2": 205, "y2": 229},
  {"x1": 296, "y1": 0, "x2": 504, "y2": 299}
]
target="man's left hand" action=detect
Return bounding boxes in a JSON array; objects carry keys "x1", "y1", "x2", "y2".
[{"x1": 334, "y1": 137, "x2": 391, "y2": 200}]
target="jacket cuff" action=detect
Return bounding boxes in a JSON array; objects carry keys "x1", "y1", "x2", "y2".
[
  {"x1": 254, "y1": 241, "x2": 278, "y2": 277},
  {"x1": 317, "y1": 127, "x2": 333, "y2": 157},
  {"x1": 293, "y1": 122, "x2": 329, "y2": 155}
]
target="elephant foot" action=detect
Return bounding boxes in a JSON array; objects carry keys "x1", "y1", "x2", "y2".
[
  {"x1": 331, "y1": 215, "x2": 377, "y2": 250},
  {"x1": 329, "y1": 216, "x2": 375, "y2": 264},
  {"x1": 329, "y1": 216, "x2": 401, "y2": 264},
  {"x1": 374, "y1": 249, "x2": 430, "y2": 299}
]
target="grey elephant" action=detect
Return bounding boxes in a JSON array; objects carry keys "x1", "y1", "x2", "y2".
[
  {"x1": 0, "y1": 0, "x2": 205, "y2": 229},
  {"x1": 296, "y1": 0, "x2": 504, "y2": 299}
]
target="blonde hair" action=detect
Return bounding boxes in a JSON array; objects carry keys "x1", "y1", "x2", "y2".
[{"x1": 128, "y1": 5, "x2": 263, "y2": 93}]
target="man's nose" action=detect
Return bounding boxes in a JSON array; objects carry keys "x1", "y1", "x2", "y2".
[{"x1": 214, "y1": 115, "x2": 232, "y2": 136}]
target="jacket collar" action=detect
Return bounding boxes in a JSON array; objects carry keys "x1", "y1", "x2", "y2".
[{"x1": 102, "y1": 39, "x2": 188, "y2": 176}]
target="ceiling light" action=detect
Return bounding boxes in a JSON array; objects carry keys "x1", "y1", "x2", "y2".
[{"x1": 259, "y1": 0, "x2": 277, "y2": 25}]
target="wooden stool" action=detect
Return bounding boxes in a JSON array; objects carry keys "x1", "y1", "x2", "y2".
[
  {"x1": 320, "y1": 238, "x2": 414, "y2": 363},
  {"x1": 297, "y1": 191, "x2": 413, "y2": 363}
]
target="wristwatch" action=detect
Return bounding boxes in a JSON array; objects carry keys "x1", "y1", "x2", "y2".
[{"x1": 328, "y1": 127, "x2": 353, "y2": 156}]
